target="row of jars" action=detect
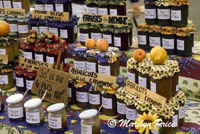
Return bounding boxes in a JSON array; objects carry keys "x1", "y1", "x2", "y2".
[
  {"x1": 138, "y1": 24, "x2": 195, "y2": 56},
  {"x1": 78, "y1": 20, "x2": 133, "y2": 51}
]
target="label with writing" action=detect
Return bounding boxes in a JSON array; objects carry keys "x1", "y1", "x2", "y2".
[
  {"x1": 172, "y1": 115, "x2": 178, "y2": 127},
  {"x1": 110, "y1": 9, "x2": 117, "y2": 16},
  {"x1": 91, "y1": 33, "x2": 102, "y2": 41},
  {"x1": 18, "y1": 25, "x2": 29, "y2": 34},
  {"x1": 158, "y1": 9, "x2": 170, "y2": 20},
  {"x1": 39, "y1": 26, "x2": 48, "y2": 34},
  {"x1": 26, "y1": 112, "x2": 40, "y2": 124},
  {"x1": 102, "y1": 97, "x2": 112, "y2": 109},
  {"x1": 139, "y1": 76, "x2": 147, "y2": 88},
  {"x1": 162, "y1": 38, "x2": 174, "y2": 49},
  {"x1": 176, "y1": 85, "x2": 179, "y2": 92},
  {"x1": 117, "y1": 101, "x2": 126, "y2": 114},
  {"x1": 114, "y1": 37, "x2": 121, "y2": 47},
  {"x1": 48, "y1": 116, "x2": 62, "y2": 129},
  {"x1": 46, "y1": 56, "x2": 55, "y2": 64},
  {"x1": 9, "y1": 24, "x2": 18, "y2": 32},
  {"x1": 24, "y1": 52, "x2": 33, "y2": 59},
  {"x1": 74, "y1": 60, "x2": 86, "y2": 70},
  {"x1": 149, "y1": 37, "x2": 161, "y2": 47},
  {"x1": 150, "y1": 81, "x2": 156, "y2": 93},
  {"x1": 86, "y1": 62, "x2": 96, "y2": 73},
  {"x1": 103, "y1": 34, "x2": 112, "y2": 44},
  {"x1": 76, "y1": 91, "x2": 88, "y2": 103},
  {"x1": 16, "y1": 77, "x2": 24, "y2": 87},
  {"x1": 171, "y1": 10, "x2": 181, "y2": 21},
  {"x1": 35, "y1": 4, "x2": 45, "y2": 10},
  {"x1": 89, "y1": 93, "x2": 100, "y2": 105},
  {"x1": 12, "y1": 2, "x2": 22, "y2": 9},
  {"x1": 177, "y1": 39, "x2": 184, "y2": 51},
  {"x1": 55, "y1": 4, "x2": 64, "y2": 12},
  {"x1": 81, "y1": 123, "x2": 92, "y2": 134},
  {"x1": 0, "y1": 49, "x2": 6, "y2": 55},
  {"x1": 68, "y1": 88, "x2": 72, "y2": 97},
  {"x1": 98, "y1": 8, "x2": 108, "y2": 15},
  {"x1": 0, "y1": 54, "x2": 8, "y2": 64},
  {"x1": 49, "y1": 27, "x2": 58, "y2": 36},
  {"x1": 179, "y1": 106, "x2": 185, "y2": 119},
  {"x1": 26, "y1": 80, "x2": 34, "y2": 90},
  {"x1": 3, "y1": 1, "x2": 11, "y2": 8},
  {"x1": 35, "y1": 53, "x2": 44, "y2": 62},
  {"x1": 88, "y1": 7, "x2": 97, "y2": 14},
  {"x1": 138, "y1": 35, "x2": 147, "y2": 45},
  {"x1": 8, "y1": 107, "x2": 23, "y2": 119},
  {"x1": 80, "y1": 33, "x2": 89, "y2": 42},
  {"x1": 60, "y1": 29, "x2": 68, "y2": 39},
  {"x1": 0, "y1": 75, "x2": 8, "y2": 84},
  {"x1": 0, "y1": 1, "x2": 3, "y2": 8},
  {"x1": 126, "y1": 107, "x2": 137, "y2": 121},
  {"x1": 145, "y1": 9, "x2": 156, "y2": 19},
  {"x1": 32, "y1": 27, "x2": 39, "y2": 33},
  {"x1": 128, "y1": 72, "x2": 135, "y2": 82},
  {"x1": 45, "y1": 4, "x2": 54, "y2": 11},
  {"x1": 98, "y1": 65, "x2": 110, "y2": 75}
]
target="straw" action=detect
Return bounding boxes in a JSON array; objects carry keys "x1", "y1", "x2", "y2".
[
  {"x1": 41, "y1": 90, "x2": 48, "y2": 101},
  {"x1": 23, "y1": 89, "x2": 29, "y2": 97}
]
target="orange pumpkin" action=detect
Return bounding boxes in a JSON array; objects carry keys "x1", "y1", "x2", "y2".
[
  {"x1": 0, "y1": 21, "x2": 10, "y2": 37},
  {"x1": 96, "y1": 39, "x2": 109, "y2": 52}
]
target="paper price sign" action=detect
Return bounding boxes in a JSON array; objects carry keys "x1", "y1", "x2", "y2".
[{"x1": 0, "y1": 8, "x2": 25, "y2": 16}]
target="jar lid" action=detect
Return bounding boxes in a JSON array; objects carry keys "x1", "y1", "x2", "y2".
[
  {"x1": 24, "y1": 98, "x2": 42, "y2": 109},
  {"x1": 47, "y1": 103, "x2": 65, "y2": 112},
  {"x1": 6, "y1": 94, "x2": 24, "y2": 104},
  {"x1": 79, "y1": 109, "x2": 98, "y2": 120}
]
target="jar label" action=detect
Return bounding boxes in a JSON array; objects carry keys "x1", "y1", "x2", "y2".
[
  {"x1": 80, "y1": 33, "x2": 89, "y2": 42},
  {"x1": 0, "y1": 75, "x2": 8, "y2": 84},
  {"x1": 176, "y1": 85, "x2": 179, "y2": 92},
  {"x1": 172, "y1": 115, "x2": 178, "y2": 127},
  {"x1": 158, "y1": 9, "x2": 170, "y2": 19},
  {"x1": 46, "y1": 56, "x2": 54, "y2": 64},
  {"x1": 8, "y1": 107, "x2": 23, "y2": 119},
  {"x1": 103, "y1": 34, "x2": 112, "y2": 44},
  {"x1": 0, "y1": 1, "x2": 3, "y2": 8},
  {"x1": 0, "y1": 49, "x2": 6, "y2": 55},
  {"x1": 26, "y1": 111, "x2": 40, "y2": 124},
  {"x1": 13, "y1": 2, "x2": 22, "y2": 9},
  {"x1": 110, "y1": 9, "x2": 117, "y2": 16},
  {"x1": 171, "y1": 10, "x2": 181, "y2": 21},
  {"x1": 18, "y1": 25, "x2": 29, "y2": 34},
  {"x1": 149, "y1": 37, "x2": 161, "y2": 47},
  {"x1": 55, "y1": 4, "x2": 64, "y2": 12},
  {"x1": 145, "y1": 9, "x2": 156, "y2": 19},
  {"x1": 76, "y1": 91, "x2": 89, "y2": 103},
  {"x1": 35, "y1": 4, "x2": 45, "y2": 10},
  {"x1": 68, "y1": 88, "x2": 72, "y2": 97},
  {"x1": 24, "y1": 51, "x2": 33, "y2": 59},
  {"x1": 35, "y1": 53, "x2": 44, "y2": 62},
  {"x1": 3, "y1": 1, "x2": 11, "y2": 8},
  {"x1": 32, "y1": 27, "x2": 39, "y2": 33},
  {"x1": 89, "y1": 93, "x2": 100, "y2": 105},
  {"x1": 16, "y1": 77, "x2": 24, "y2": 87},
  {"x1": 86, "y1": 62, "x2": 96, "y2": 73},
  {"x1": 48, "y1": 116, "x2": 62, "y2": 129},
  {"x1": 128, "y1": 72, "x2": 135, "y2": 82},
  {"x1": 26, "y1": 80, "x2": 34, "y2": 90},
  {"x1": 88, "y1": 7, "x2": 98, "y2": 14},
  {"x1": 74, "y1": 60, "x2": 86, "y2": 70},
  {"x1": 138, "y1": 76, "x2": 147, "y2": 88},
  {"x1": 81, "y1": 123, "x2": 92, "y2": 134},
  {"x1": 91, "y1": 33, "x2": 102, "y2": 41},
  {"x1": 138, "y1": 35, "x2": 147, "y2": 45},
  {"x1": 102, "y1": 97, "x2": 112, "y2": 109},
  {"x1": 162, "y1": 38, "x2": 174, "y2": 49},
  {"x1": 49, "y1": 27, "x2": 58, "y2": 36},
  {"x1": 117, "y1": 101, "x2": 126, "y2": 114},
  {"x1": 45, "y1": 4, "x2": 54, "y2": 11},
  {"x1": 98, "y1": 65, "x2": 110, "y2": 75},
  {"x1": 114, "y1": 37, "x2": 121, "y2": 47},
  {"x1": 150, "y1": 81, "x2": 156, "y2": 93},
  {"x1": 177, "y1": 39, "x2": 184, "y2": 51},
  {"x1": 179, "y1": 106, "x2": 185, "y2": 119},
  {"x1": 98, "y1": 8, "x2": 108, "y2": 15},
  {"x1": 60, "y1": 29, "x2": 68, "y2": 39},
  {"x1": 126, "y1": 107, "x2": 137, "y2": 121},
  {"x1": 9, "y1": 24, "x2": 18, "y2": 32},
  {"x1": 39, "y1": 26, "x2": 49, "y2": 34}
]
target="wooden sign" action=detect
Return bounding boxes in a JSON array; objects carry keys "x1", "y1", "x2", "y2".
[
  {"x1": 19, "y1": 57, "x2": 53, "y2": 71},
  {"x1": 126, "y1": 80, "x2": 166, "y2": 110},
  {"x1": 0, "y1": 8, "x2": 25, "y2": 16},
  {"x1": 82, "y1": 14, "x2": 128, "y2": 25},
  {"x1": 0, "y1": 54, "x2": 8, "y2": 64},
  {"x1": 32, "y1": 10, "x2": 69, "y2": 21},
  {"x1": 32, "y1": 66, "x2": 69, "y2": 104},
  {"x1": 69, "y1": 68, "x2": 118, "y2": 88}
]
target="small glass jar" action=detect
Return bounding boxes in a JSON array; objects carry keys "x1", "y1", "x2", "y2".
[
  {"x1": 149, "y1": 25, "x2": 162, "y2": 49},
  {"x1": 25, "y1": 69, "x2": 37, "y2": 94},
  {"x1": 59, "y1": 20, "x2": 75, "y2": 43},
  {"x1": 23, "y1": 45, "x2": 35, "y2": 60},
  {"x1": 137, "y1": 23, "x2": 150, "y2": 51},
  {"x1": 0, "y1": 64, "x2": 14, "y2": 90},
  {"x1": 101, "y1": 24, "x2": 113, "y2": 47},
  {"x1": 46, "y1": 48, "x2": 58, "y2": 64},
  {"x1": 7, "y1": 16, "x2": 18, "y2": 33},
  {"x1": 144, "y1": 1, "x2": 157, "y2": 25},
  {"x1": 89, "y1": 86, "x2": 101, "y2": 110},
  {"x1": 8, "y1": 33, "x2": 18, "y2": 58},
  {"x1": 73, "y1": 47, "x2": 87, "y2": 70},
  {"x1": 14, "y1": 66, "x2": 26, "y2": 92},
  {"x1": 18, "y1": 16, "x2": 29, "y2": 38},
  {"x1": 79, "y1": 109, "x2": 100, "y2": 134},
  {"x1": 127, "y1": 57, "x2": 139, "y2": 83},
  {"x1": 3, "y1": 0, "x2": 12, "y2": 8},
  {"x1": 34, "y1": 47, "x2": 46, "y2": 62},
  {"x1": 47, "y1": 103, "x2": 67, "y2": 131},
  {"x1": 39, "y1": 19, "x2": 49, "y2": 34},
  {"x1": 162, "y1": 113, "x2": 179, "y2": 134},
  {"x1": 97, "y1": 0, "x2": 109, "y2": 15},
  {"x1": 0, "y1": 89, "x2": 4, "y2": 112},
  {"x1": 35, "y1": 0, "x2": 45, "y2": 10},
  {"x1": 6, "y1": 94, "x2": 24, "y2": 120},
  {"x1": 126, "y1": 104, "x2": 137, "y2": 122},
  {"x1": 24, "y1": 98, "x2": 44, "y2": 126},
  {"x1": 157, "y1": 5, "x2": 171, "y2": 26},
  {"x1": 78, "y1": 22, "x2": 90, "y2": 45},
  {"x1": 68, "y1": 79, "x2": 76, "y2": 104},
  {"x1": 86, "y1": 50, "x2": 97, "y2": 73},
  {"x1": 44, "y1": 0, "x2": 54, "y2": 11},
  {"x1": 116, "y1": 87, "x2": 126, "y2": 119},
  {"x1": 109, "y1": 0, "x2": 126, "y2": 16},
  {"x1": 90, "y1": 23, "x2": 102, "y2": 41},
  {"x1": 49, "y1": 20, "x2": 59, "y2": 36},
  {"x1": 86, "y1": 0, "x2": 98, "y2": 14}
]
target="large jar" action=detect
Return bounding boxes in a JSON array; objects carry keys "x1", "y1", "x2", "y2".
[
  {"x1": 59, "y1": 20, "x2": 75, "y2": 43},
  {"x1": 34, "y1": 47, "x2": 46, "y2": 62},
  {"x1": 157, "y1": 2, "x2": 171, "y2": 26},
  {"x1": 145, "y1": 0, "x2": 157, "y2": 25},
  {"x1": 24, "y1": 98, "x2": 44, "y2": 126},
  {"x1": 101, "y1": 24, "x2": 113, "y2": 47},
  {"x1": 97, "y1": 0, "x2": 109, "y2": 15},
  {"x1": 73, "y1": 47, "x2": 87, "y2": 70},
  {"x1": 149, "y1": 25, "x2": 161, "y2": 49},
  {"x1": 39, "y1": 19, "x2": 49, "y2": 34},
  {"x1": 3, "y1": 0, "x2": 12, "y2": 8},
  {"x1": 14, "y1": 66, "x2": 26, "y2": 92},
  {"x1": 89, "y1": 86, "x2": 101, "y2": 110},
  {"x1": 25, "y1": 69, "x2": 37, "y2": 94},
  {"x1": 86, "y1": 50, "x2": 97, "y2": 73},
  {"x1": 8, "y1": 33, "x2": 18, "y2": 58},
  {"x1": 44, "y1": 0, "x2": 54, "y2": 11},
  {"x1": 86, "y1": 0, "x2": 98, "y2": 14},
  {"x1": 137, "y1": 23, "x2": 149, "y2": 51},
  {"x1": 109, "y1": 0, "x2": 126, "y2": 16},
  {"x1": 35, "y1": 0, "x2": 45, "y2": 10},
  {"x1": 0, "y1": 64, "x2": 14, "y2": 90},
  {"x1": 127, "y1": 57, "x2": 139, "y2": 83},
  {"x1": 116, "y1": 87, "x2": 126, "y2": 119},
  {"x1": 90, "y1": 23, "x2": 102, "y2": 41},
  {"x1": 7, "y1": 16, "x2": 18, "y2": 33},
  {"x1": 17, "y1": 16, "x2": 29, "y2": 38},
  {"x1": 48, "y1": 20, "x2": 59, "y2": 36},
  {"x1": 78, "y1": 22, "x2": 90, "y2": 45}
]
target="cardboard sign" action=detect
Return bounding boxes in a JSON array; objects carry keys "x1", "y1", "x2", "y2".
[
  {"x1": 0, "y1": 8, "x2": 25, "y2": 16},
  {"x1": 0, "y1": 54, "x2": 8, "y2": 64},
  {"x1": 126, "y1": 80, "x2": 166, "y2": 110},
  {"x1": 32, "y1": 66, "x2": 69, "y2": 104},
  {"x1": 19, "y1": 57, "x2": 53, "y2": 71},
  {"x1": 82, "y1": 14, "x2": 128, "y2": 25},
  {"x1": 32, "y1": 10, "x2": 69, "y2": 21},
  {"x1": 69, "y1": 68, "x2": 118, "y2": 88}
]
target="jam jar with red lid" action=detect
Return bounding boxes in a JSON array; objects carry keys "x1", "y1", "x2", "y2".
[
  {"x1": 109, "y1": 0, "x2": 126, "y2": 16},
  {"x1": 46, "y1": 48, "x2": 59, "y2": 64},
  {"x1": 73, "y1": 47, "x2": 87, "y2": 71},
  {"x1": 144, "y1": 0, "x2": 157, "y2": 25},
  {"x1": 86, "y1": 0, "x2": 98, "y2": 14},
  {"x1": 14, "y1": 66, "x2": 26, "y2": 92},
  {"x1": 90, "y1": 23, "x2": 102, "y2": 41},
  {"x1": 22, "y1": 44, "x2": 35, "y2": 60},
  {"x1": 25, "y1": 69, "x2": 37, "y2": 94},
  {"x1": 97, "y1": 0, "x2": 109, "y2": 15},
  {"x1": 78, "y1": 22, "x2": 90, "y2": 45},
  {"x1": 101, "y1": 24, "x2": 113, "y2": 47},
  {"x1": 34, "y1": 47, "x2": 46, "y2": 62}
]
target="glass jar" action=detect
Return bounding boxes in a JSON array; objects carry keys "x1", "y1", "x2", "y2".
[
  {"x1": 101, "y1": 24, "x2": 113, "y2": 47},
  {"x1": 97, "y1": 0, "x2": 109, "y2": 15},
  {"x1": 137, "y1": 23, "x2": 149, "y2": 51},
  {"x1": 8, "y1": 33, "x2": 18, "y2": 58},
  {"x1": 86, "y1": 50, "x2": 97, "y2": 73},
  {"x1": 34, "y1": 47, "x2": 46, "y2": 62},
  {"x1": 23, "y1": 45, "x2": 35, "y2": 60},
  {"x1": 46, "y1": 48, "x2": 58, "y2": 64},
  {"x1": 55, "y1": 0, "x2": 71, "y2": 14},
  {"x1": 86, "y1": 0, "x2": 98, "y2": 14},
  {"x1": 35, "y1": 0, "x2": 45, "y2": 10},
  {"x1": 116, "y1": 87, "x2": 126, "y2": 119},
  {"x1": 44, "y1": 0, "x2": 54, "y2": 11},
  {"x1": 126, "y1": 104, "x2": 137, "y2": 122},
  {"x1": 47, "y1": 103, "x2": 67, "y2": 131},
  {"x1": 49, "y1": 20, "x2": 59, "y2": 36},
  {"x1": 59, "y1": 20, "x2": 75, "y2": 43},
  {"x1": 18, "y1": 16, "x2": 29, "y2": 38},
  {"x1": 79, "y1": 109, "x2": 100, "y2": 134},
  {"x1": 90, "y1": 23, "x2": 102, "y2": 41},
  {"x1": 149, "y1": 25, "x2": 161, "y2": 49},
  {"x1": 30, "y1": 18, "x2": 39, "y2": 33},
  {"x1": 68, "y1": 79, "x2": 76, "y2": 104},
  {"x1": 0, "y1": 14, "x2": 6, "y2": 21},
  {"x1": 12, "y1": 0, "x2": 22, "y2": 9},
  {"x1": 3, "y1": 0, "x2": 12, "y2": 8},
  {"x1": 7, "y1": 16, "x2": 18, "y2": 33},
  {"x1": 0, "y1": 64, "x2": 14, "y2": 90},
  {"x1": 89, "y1": 86, "x2": 101, "y2": 110},
  {"x1": 73, "y1": 47, "x2": 87, "y2": 70},
  {"x1": 109, "y1": 0, "x2": 126, "y2": 16},
  {"x1": 128, "y1": 66, "x2": 139, "y2": 84},
  {"x1": 24, "y1": 98, "x2": 44, "y2": 126},
  {"x1": 25, "y1": 69, "x2": 37, "y2": 94},
  {"x1": 162, "y1": 113, "x2": 179, "y2": 134},
  {"x1": 144, "y1": 1, "x2": 157, "y2": 25},
  {"x1": 78, "y1": 22, "x2": 90, "y2": 45},
  {"x1": 6, "y1": 94, "x2": 24, "y2": 120},
  {"x1": 39, "y1": 19, "x2": 49, "y2": 34},
  {"x1": 0, "y1": 89, "x2": 4, "y2": 112},
  {"x1": 14, "y1": 66, "x2": 26, "y2": 92},
  {"x1": 23, "y1": 0, "x2": 30, "y2": 13},
  {"x1": 0, "y1": 0, "x2": 2, "y2": 8},
  {"x1": 157, "y1": 5, "x2": 171, "y2": 26},
  {"x1": 178, "y1": 102, "x2": 185, "y2": 126}
]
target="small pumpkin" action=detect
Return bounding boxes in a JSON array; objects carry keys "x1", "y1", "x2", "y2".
[{"x1": 0, "y1": 21, "x2": 10, "y2": 37}]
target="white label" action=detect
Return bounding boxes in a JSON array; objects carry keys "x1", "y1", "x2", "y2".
[
  {"x1": 26, "y1": 111, "x2": 40, "y2": 124},
  {"x1": 150, "y1": 81, "x2": 156, "y2": 93},
  {"x1": 74, "y1": 60, "x2": 86, "y2": 70},
  {"x1": 177, "y1": 39, "x2": 184, "y2": 51},
  {"x1": 149, "y1": 37, "x2": 161, "y2": 47},
  {"x1": 45, "y1": 4, "x2": 54, "y2": 11},
  {"x1": 86, "y1": 62, "x2": 96, "y2": 73},
  {"x1": 26, "y1": 80, "x2": 34, "y2": 90},
  {"x1": 18, "y1": 25, "x2": 29, "y2": 34},
  {"x1": 0, "y1": 75, "x2": 8, "y2": 84},
  {"x1": 98, "y1": 65, "x2": 110, "y2": 75},
  {"x1": 117, "y1": 101, "x2": 126, "y2": 114},
  {"x1": 32, "y1": 27, "x2": 39, "y2": 33},
  {"x1": 171, "y1": 10, "x2": 181, "y2": 21},
  {"x1": 162, "y1": 38, "x2": 174, "y2": 49},
  {"x1": 158, "y1": 9, "x2": 170, "y2": 19},
  {"x1": 24, "y1": 51, "x2": 33, "y2": 59},
  {"x1": 172, "y1": 115, "x2": 178, "y2": 127},
  {"x1": 0, "y1": 1, "x2": 3, "y2": 8},
  {"x1": 16, "y1": 77, "x2": 24, "y2": 87},
  {"x1": 114, "y1": 37, "x2": 121, "y2": 47},
  {"x1": 179, "y1": 106, "x2": 185, "y2": 119},
  {"x1": 81, "y1": 123, "x2": 92, "y2": 134},
  {"x1": 55, "y1": 4, "x2": 63, "y2": 12},
  {"x1": 60, "y1": 29, "x2": 68, "y2": 39},
  {"x1": 35, "y1": 4, "x2": 45, "y2": 10},
  {"x1": 103, "y1": 34, "x2": 112, "y2": 44},
  {"x1": 76, "y1": 91, "x2": 88, "y2": 103},
  {"x1": 128, "y1": 72, "x2": 135, "y2": 82},
  {"x1": 89, "y1": 93, "x2": 100, "y2": 105},
  {"x1": 46, "y1": 56, "x2": 55, "y2": 64},
  {"x1": 12, "y1": 2, "x2": 22, "y2": 9},
  {"x1": 138, "y1": 35, "x2": 147, "y2": 45},
  {"x1": 9, "y1": 24, "x2": 18, "y2": 32},
  {"x1": 49, "y1": 27, "x2": 58, "y2": 36},
  {"x1": 3, "y1": 1, "x2": 11, "y2": 8},
  {"x1": 68, "y1": 88, "x2": 72, "y2": 97},
  {"x1": 91, "y1": 33, "x2": 102, "y2": 41},
  {"x1": 139, "y1": 76, "x2": 147, "y2": 88},
  {"x1": 145, "y1": 9, "x2": 156, "y2": 19},
  {"x1": 0, "y1": 49, "x2": 6, "y2": 55},
  {"x1": 80, "y1": 33, "x2": 89, "y2": 42},
  {"x1": 88, "y1": 7, "x2": 98, "y2": 14},
  {"x1": 35, "y1": 53, "x2": 44, "y2": 62},
  {"x1": 98, "y1": 8, "x2": 108, "y2": 15},
  {"x1": 8, "y1": 107, "x2": 23, "y2": 119},
  {"x1": 110, "y1": 9, "x2": 117, "y2": 16},
  {"x1": 48, "y1": 116, "x2": 62, "y2": 129},
  {"x1": 126, "y1": 107, "x2": 137, "y2": 121},
  {"x1": 39, "y1": 26, "x2": 48, "y2": 34},
  {"x1": 176, "y1": 85, "x2": 179, "y2": 92},
  {"x1": 102, "y1": 97, "x2": 112, "y2": 109}
]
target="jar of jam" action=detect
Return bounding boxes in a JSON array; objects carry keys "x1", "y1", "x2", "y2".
[
  {"x1": 101, "y1": 24, "x2": 113, "y2": 47},
  {"x1": 90, "y1": 23, "x2": 102, "y2": 41},
  {"x1": 30, "y1": 18, "x2": 39, "y2": 33},
  {"x1": 25, "y1": 69, "x2": 37, "y2": 94},
  {"x1": 18, "y1": 16, "x2": 29, "y2": 38},
  {"x1": 47, "y1": 103, "x2": 67, "y2": 131},
  {"x1": 6, "y1": 94, "x2": 24, "y2": 120},
  {"x1": 89, "y1": 86, "x2": 101, "y2": 110},
  {"x1": 116, "y1": 87, "x2": 126, "y2": 119},
  {"x1": 97, "y1": 0, "x2": 109, "y2": 15},
  {"x1": 178, "y1": 102, "x2": 185, "y2": 126},
  {"x1": 35, "y1": 0, "x2": 45, "y2": 10},
  {"x1": 109, "y1": 0, "x2": 126, "y2": 16},
  {"x1": 162, "y1": 113, "x2": 179, "y2": 134},
  {"x1": 23, "y1": 45, "x2": 35, "y2": 60},
  {"x1": 108, "y1": 47, "x2": 120, "y2": 75},
  {"x1": 8, "y1": 33, "x2": 18, "y2": 58},
  {"x1": 0, "y1": 0, "x2": 2, "y2": 8},
  {"x1": 149, "y1": 25, "x2": 161, "y2": 49},
  {"x1": 86, "y1": 50, "x2": 97, "y2": 73},
  {"x1": 144, "y1": 0, "x2": 157, "y2": 25},
  {"x1": 44, "y1": 0, "x2": 54, "y2": 11},
  {"x1": 86, "y1": 0, "x2": 98, "y2": 14},
  {"x1": 39, "y1": 19, "x2": 49, "y2": 34},
  {"x1": 59, "y1": 20, "x2": 75, "y2": 43},
  {"x1": 55, "y1": 0, "x2": 72, "y2": 15},
  {"x1": 34, "y1": 47, "x2": 46, "y2": 62},
  {"x1": 0, "y1": 89, "x2": 4, "y2": 112},
  {"x1": 79, "y1": 109, "x2": 100, "y2": 134},
  {"x1": 137, "y1": 23, "x2": 150, "y2": 51},
  {"x1": 157, "y1": 4, "x2": 171, "y2": 26},
  {"x1": 73, "y1": 47, "x2": 87, "y2": 70},
  {"x1": 127, "y1": 57, "x2": 139, "y2": 83},
  {"x1": 7, "y1": 16, "x2": 18, "y2": 33},
  {"x1": 14, "y1": 66, "x2": 26, "y2": 92},
  {"x1": 68, "y1": 79, "x2": 76, "y2": 104},
  {"x1": 3, "y1": 0, "x2": 12, "y2": 8},
  {"x1": 49, "y1": 20, "x2": 59, "y2": 36},
  {"x1": 12, "y1": 0, "x2": 22, "y2": 9},
  {"x1": 24, "y1": 98, "x2": 44, "y2": 126},
  {"x1": 46, "y1": 48, "x2": 58, "y2": 64},
  {"x1": 0, "y1": 14, "x2": 6, "y2": 21},
  {"x1": 78, "y1": 22, "x2": 90, "y2": 45},
  {"x1": 0, "y1": 64, "x2": 14, "y2": 90}
]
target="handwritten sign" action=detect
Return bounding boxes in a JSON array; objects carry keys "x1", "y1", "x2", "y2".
[
  {"x1": 69, "y1": 68, "x2": 118, "y2": 88},
  {"x1": 0, "y1": 54, "x2": 8, "y2": 64},
  {"x1": 19, "y1": 57, "x2": 53, "y2": 71},
  {"x1": 32, "y1": 10, "x2": 69, "y2": 21},
  {"x1": 126, "y1": 80, "x2": 166, "y2": 110},
  {"x1": 0, "y1": 8, "x2": 25, "y2": 16},
  {"x1": 32, "y1": 67, "x2": 69, "y2": 104},
  {"x1": 82, "y1": 14, "x2": 128, "y2": 25}
]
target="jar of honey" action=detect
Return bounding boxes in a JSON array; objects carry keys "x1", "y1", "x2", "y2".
[
  {"x1": 14, "y1": 66, "x2": 26, "y2": 92},
  {"x1": 8, "y1": 33, "x2": 18, "y2": 58},
  {"x1": 18, "y1": 16, "x2": 29, "y2": 38},
  {"x1": 0, "y1": 64, "x2": 14, "y2": 90},
  {"x1": 127, "y1": 57, "x2": 139, "y2": 83},
  {"x1": 73, "y1": 47, "x2": 87, "y2": 70},
  {"x1": 7, "y1": 16, "x2": 18, "y2": 33}
]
